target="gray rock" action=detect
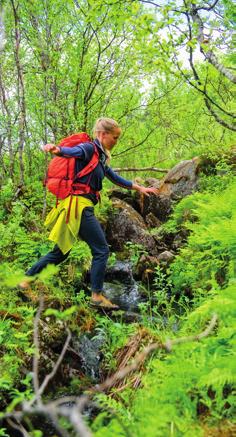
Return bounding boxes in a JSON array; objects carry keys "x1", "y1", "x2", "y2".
[
  {"x1": 135, "y1": 157, "x2": 200, "y2": 222},
  {"x1": 145, "y1": 212, "x2": 162, "y2": 228},
  {"x1": 159, "y1": 157, "x2": 200, "y2": 199},
  {"x1": 72, "y1": 334, "x2": 104, "y2": 381},
  {"x1": 105, "y1": 261, "x2": 134, "y2": 284},
  {"x1": 157, "y1": 250, "x2": 175, "y2": 263},
  {"x1": 106, "y1": 198, "x2": 157, "y2": 254}
]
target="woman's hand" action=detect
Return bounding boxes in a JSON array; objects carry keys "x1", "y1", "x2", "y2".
[
  {"x1": 132, "y1": 184, "x2": 159, "y2": 196},
  {"x1": 42, "y1": 144, "x2": 60, "y2": 154}
]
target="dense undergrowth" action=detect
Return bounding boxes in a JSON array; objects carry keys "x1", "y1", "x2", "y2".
[
  {"x1": 91, "y1": 173, "x2": 236, "y2": 436},
  {"x1": 0, "y1": 161, "x2": 235, "y2": 436}
]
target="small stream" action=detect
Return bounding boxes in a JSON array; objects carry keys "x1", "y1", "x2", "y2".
[{"x1": 103, "y1": 260, "x2": 144, "y2": 311}]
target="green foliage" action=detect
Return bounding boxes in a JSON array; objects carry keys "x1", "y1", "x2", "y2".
[
  {"x1": 60, "y1": 240, "x2": 92, "y2": 284},
  {"x1": 44, "y1": 305, "x2": 78, "y2": 321},
  {"x1": 125, "y1": 241, "x2": 148, "y2": 266},
  {"x1": 199, "y1": 159, "x2": 235, "y2": 194},
  {"x1": 91, "y1": 175, "x2": 236, "y2": 436},
  {"x1": 0, "y1": 2, "x2": 235, "y2": 435},
  {"x1": 93, "y1": 283, "x2": 236, "y2": 436},
  {"x1": 95, "y1": 187, "x2": 113, "y2": 224},
  {"x1": 0, "y1": 185, "x2": 50, "y2": 269},
  {"x1": 1, "y1": 0, "x2": 235, "y2": 185},
  {"x1": 0, "y1": 301, "x2": 35, "y2": 403},
  {"x1": 0, "y1": 179, "x2": 14, "y2": 221},
  {"x1": 94, "y1": 317, "x2": 136, "y2": 371},
  {"x1": 161, "y1": 179, "x2": 236, "y2": 295},
  {"x1": 0, "y1": 429, "x2": 10, "y2": 437}
]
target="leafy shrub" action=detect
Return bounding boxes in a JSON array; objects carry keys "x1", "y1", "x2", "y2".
[
  {"x1": 93, "y1": 282, "x2": 236, "y2": 436},
  {"x1": 168, "y1": 180, "x2": 236, "y2": 295}
]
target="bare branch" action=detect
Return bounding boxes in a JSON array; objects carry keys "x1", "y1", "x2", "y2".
[
  {"x1": 36, "y1": 328, "x2": 71, "y2": 400},
  {"x1": 140, "y1": 0, "x2": 161, "y2": 7},
  {"x1": 172, "y1": 54, "x2": 236, "y2": 120},
  {"x1": 63, "y1": 401, "x2": 92, "y2": 437},
  {"x1": 204, "y1": 98, "x2": 236, "y2": 131},
  {"x1": 6, "y1": 419, "x2": 30, "y2": 437},
  {"x1": 196, "y1": 0, "x2": 220, "y2": 12},
  {"x1": 32, "y1": 295, "x2": 44, "y2": 405},
  {"x1": 118, "y1": 81, "x2": 182, "y2": 121},
  {"x1": 113, "y1": 125, "x2": 159, "y2": 157},
  {"x1": 139, "y1": 0, "x2": 185, "y2": 14},
  {"x1": 10, "y1": 0, "x2": 27, "y2": 185},
  {"x1": 113, "y1": 166, "x2": 168, "y2": 173},
  {"x1": 165, "y1": 313, "x2": 218, "y2": 351}
]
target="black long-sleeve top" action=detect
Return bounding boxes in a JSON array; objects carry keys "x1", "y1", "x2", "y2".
[{"x1": 59, "y1": 138, "x2": 133, "y2": 204}]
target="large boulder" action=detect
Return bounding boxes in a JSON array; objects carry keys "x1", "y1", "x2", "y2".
[
  {"x1": 158, "y1": 156, "x2": 200, "y2": 198},
  {"x1": 105, "y1": 198, "x2": 157, "y2": 254},
  {"x1": 135, "y1": 157, "x2": 200, "y2": 223}
]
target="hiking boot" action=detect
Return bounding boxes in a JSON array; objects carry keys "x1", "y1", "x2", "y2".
[
  {"x1": 91, "y1": 292, "x2": 119, "y2": 309},
  {"x1": 18, "y1": 280, "x2": 31, "y2": 290}
]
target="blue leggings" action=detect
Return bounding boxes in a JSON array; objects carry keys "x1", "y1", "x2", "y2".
[{"x1": 26, "y1": 207, "x2": 109, "y2": 293}]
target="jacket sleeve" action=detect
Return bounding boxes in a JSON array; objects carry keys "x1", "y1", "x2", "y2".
[
  {"x1": 59, "y1": 142, "x2": 94, "y2": 161},
  {"x1": 105, "y1": 166, "x2": 133, "y2": 189}
]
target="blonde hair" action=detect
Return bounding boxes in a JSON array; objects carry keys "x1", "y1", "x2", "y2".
[
  {"x1": 93, "y1": 118, "x2": 121, "y2": 164},
  {"x1": 93, "y1": 117, "x2": 120, "y2": 136}
]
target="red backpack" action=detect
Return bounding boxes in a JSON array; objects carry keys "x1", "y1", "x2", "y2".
[{"x1": 45, "y1": 132, "x2": 100, "y2": 205}]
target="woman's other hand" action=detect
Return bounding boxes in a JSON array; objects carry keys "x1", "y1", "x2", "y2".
[
  {"x1": 132, "y1": 184, "x2": 159, "y2": 196},
  {"x1": 42, "y1": 144, "x2": 60, "y2": 154}
]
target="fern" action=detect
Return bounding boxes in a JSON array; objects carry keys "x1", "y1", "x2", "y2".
[{"x1": 168, "y1": 180, "x2": 236, "y2": 294}]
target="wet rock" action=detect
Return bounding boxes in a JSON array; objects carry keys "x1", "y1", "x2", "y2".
[
  {"x1": 145, "y1": 178, "x2": 162, "y2": 188},
  {"x1": 103, "y1": 281, "x2": 144, "y2": 311},
  {"x1": 105, "y1": 198, "x2": 157, "y2": 254},
  {"x1": 103, "y1": 261, "x2": 145, "y2": 310},
  {"x1": 172, "y1": 233, "x2": 187, "y2": 250},
  {"x1": 105, "y1": 261, "x2": 134, "y2": 284},
  {"x1": 71, "y1": 334, "x2": 104, "y2": 381},
  {"x1": 152, "y1": 229, "x2": 175, "y2": 251},
  {"x1": 108, "y1": 189, "x2": 139, "y2": 210}
]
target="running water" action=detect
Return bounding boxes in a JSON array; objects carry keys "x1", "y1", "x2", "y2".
[{"x1": 103, "y1": 261, "x2": 144, "y2": 311}]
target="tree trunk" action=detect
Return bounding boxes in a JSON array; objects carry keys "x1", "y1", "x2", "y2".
[{"x1": 11, "y1": 0, "x2": 27, "y2": 186}]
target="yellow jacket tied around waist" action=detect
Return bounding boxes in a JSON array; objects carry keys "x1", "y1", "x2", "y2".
[{"x1": 44, "y1": 196, "x2": 94, "y2": 254}]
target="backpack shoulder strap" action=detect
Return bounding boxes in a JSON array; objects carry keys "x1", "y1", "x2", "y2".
[{"x1": 74, "y1": 142, "x2": 100, "y2": 180}]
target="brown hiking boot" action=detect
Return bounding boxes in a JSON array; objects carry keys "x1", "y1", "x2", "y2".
[{"x1": 18, "y1": 280, "x2": 31, "y2": 290}]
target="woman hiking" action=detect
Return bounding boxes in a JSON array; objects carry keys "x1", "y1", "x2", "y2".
[{"x1": 20, "y1": 118, "x2": 158, "y2": 308}]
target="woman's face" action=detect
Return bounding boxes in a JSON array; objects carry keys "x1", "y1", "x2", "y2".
[{"x1": 99, "y1": 127, "x2": 121, "y2": 150}]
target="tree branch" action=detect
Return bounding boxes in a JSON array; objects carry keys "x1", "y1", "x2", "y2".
[
  {"x1": 112, "y1": 125, "x2": 159, "y2": 157},
  {"x1": 32, "y1": 295, "x2": 44, "y2": 405},
  {"x1": 113, "y1": 166, "x2": 168, "y2": 173},
  {"x1": 172, "y1": 52, "x2": 236, "y2": 124},
  {"x1": 204, "y1": 97, "x2": 236, "y2": 131},
  {"x1": 190, "y1": 4, "x2": 236, "y2": 84},
  {"x1": 196, "y1": 0, "x2": 220, "y2": 12},
  {"x1": 89, "y1": 313, "x2": 218, "y2": 394}
]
